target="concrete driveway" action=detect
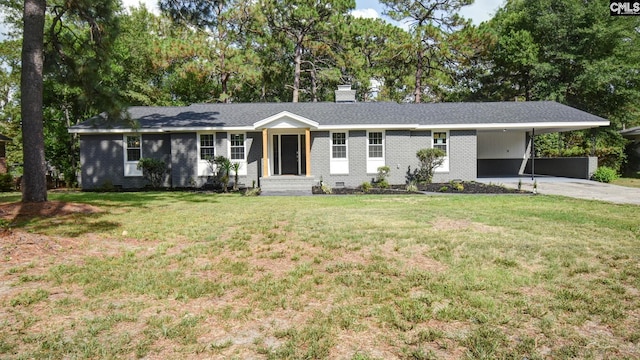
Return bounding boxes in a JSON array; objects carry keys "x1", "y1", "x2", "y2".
[{"x1": 479, "y1": 176, "x2": 640, "y2": 205}]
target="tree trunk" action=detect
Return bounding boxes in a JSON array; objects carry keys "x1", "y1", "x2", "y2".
[
  {"x1": 293, "y1": 38, "x2": 302, "y2": 102},
  {"x1": 219, "y1": 39, "x2": 229, "y2": 103},
  {"x1": 217, "y1": 4, "x2": 229, "y2": 103},
  {"x1": 414, "y1": 47, "x2": 424, "y2": 103},
  {"x1": 310, "y1": 65, "x2": 318, "y2": 102},
  {"x1": 64, "y1": 105, "x2": 79, "y2": 187},
  {"x1": 21, "y1": 0, "x2": 48, "y2": 202}
]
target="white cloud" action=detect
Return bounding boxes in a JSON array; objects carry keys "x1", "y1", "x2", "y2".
[
  {"x1": 350, "y1": 8, "x2": 380, "y2": 19},
  {"x1": 121, "y1": 0, "x2": 160, "y2": 14},
  {"x1": 459, "y1": 0, "x2": 503, "y2": 25}
]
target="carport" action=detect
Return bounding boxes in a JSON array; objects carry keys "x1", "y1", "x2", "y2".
[{"x1": 477, "y1": 120, "x2": 605, "y2": 180}]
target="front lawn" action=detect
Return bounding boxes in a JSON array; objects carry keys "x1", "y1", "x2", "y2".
[
  {"x1": 613, "y1": 177, "x2": 640, "y2": 188},
  {"x1": 0, "y1": 192, "x2": 638, "y2": 359}
]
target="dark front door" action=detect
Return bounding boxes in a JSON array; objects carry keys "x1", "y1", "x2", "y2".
[{"x1": 281, "y1": 135, "x2": 299, "y2": 175}]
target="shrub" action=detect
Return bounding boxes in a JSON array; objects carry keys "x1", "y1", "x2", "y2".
[
  {"x1": 0, "y1": 173, "x2": 14, "y2": 192},
  {"x1": 414, "y1": 148, "x2": 446, "y2": 184},
  {"x1": 361, "y1": 181, "x2": 372, "y2": 193},
  {"x1": 207, "y1": 156, "x2": 232, "y2": 191},
  {"x1": 137, "y1": 158, "x2": 167, "y2": 189},
  {"x1": 406, "y1": 182, "x2": 418, "y2": 192},
  {"x1": 321, "y1": 184, "x2": 333, "y2": 194},
  {"x1": 438, "y1": 186, "x2": 449, "y2": 192},
  {"x1": 231, "y1": 162, "x2": 241, "y2": 191},
  {"x1": 376, "y1": 166, "x2": 390, "y2": 182},
  {"x1": 377, "y1": 179, "x2": 389, "y2": 189},
  {"x1": 450, "y1": 181, "x2": 464, "y2": 191},
  {"x1": 243, "y1": 187, "x2": 261, "y2": 196},
  {"x1": 591, "y1": 166, "x2": 618, "y2": 183}
]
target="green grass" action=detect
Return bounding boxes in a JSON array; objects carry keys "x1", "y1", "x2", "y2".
[
  {"x1": 0, "y1": 191, "x2": 639, "y2": 358},
  {"x1": 613, "y1": 177, "x2": 640, "y2": 188}
]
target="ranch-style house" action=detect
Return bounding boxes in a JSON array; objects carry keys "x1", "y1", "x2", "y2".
[{"x1": 69, "y1": 86, "x2": 610, "y2": 192}]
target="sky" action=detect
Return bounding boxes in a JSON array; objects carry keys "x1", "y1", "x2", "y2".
[
  {"x1": 352, "y1": 0, "x2": 503, "y2": 25},
  {"x1": 119, "y1": 0, "x2": 504, "y2": 25},
  {"x1": 1, "y1": 0, "x2": 504, "y2": 41}
]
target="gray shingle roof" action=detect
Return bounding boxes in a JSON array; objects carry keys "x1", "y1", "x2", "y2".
[{"x1": 70, "y1": 101, "x2": 609, "y2": 132}]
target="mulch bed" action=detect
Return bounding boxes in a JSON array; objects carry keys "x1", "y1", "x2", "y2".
[{"x1": 312, "y1": 181, "x2": 529, "y2": 195}]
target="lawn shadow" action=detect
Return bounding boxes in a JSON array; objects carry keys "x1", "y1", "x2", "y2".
[
  {"x1": 51, "y1": 190, "x2": 221, "y2": 208},
  {"x1": 0, "y1": 201, "x2": 120, "y2": 238},
  {"x1": 0, "y1": 191, "x2": 227, "y2": 238},
  {"x1": 28, "y1": 217, "x2": 121, "y2": 237}
]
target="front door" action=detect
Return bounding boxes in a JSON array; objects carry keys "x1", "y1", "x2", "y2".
[{"x1": 281, "y1": 135, "x2": 299, "y2": 175}]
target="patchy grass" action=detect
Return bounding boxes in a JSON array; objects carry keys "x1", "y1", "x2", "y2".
[
  {"x1": 0, "y1": 191, "x2": 639, "y2": 359},
  {"x1": 613, "y1": 177, "x2": 640, "y2": 189}
]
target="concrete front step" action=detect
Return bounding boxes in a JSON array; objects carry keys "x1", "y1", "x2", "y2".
[
  {"x1": 260, "y1": 176, "x2": 316, "y2": 195},
  {"x1": 260, "y1": 190, "x2": 313, "y2": 196}
]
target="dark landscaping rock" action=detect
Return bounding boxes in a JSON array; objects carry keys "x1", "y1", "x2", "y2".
[{"x1": 312, "y1": 182, "x2": 529, "y2": 195}]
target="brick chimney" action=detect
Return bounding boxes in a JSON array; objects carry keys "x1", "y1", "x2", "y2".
[{"x1": 335, "y1": 84, "x2": 356, "y2": 103}]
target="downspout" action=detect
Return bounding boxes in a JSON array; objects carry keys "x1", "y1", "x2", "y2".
[{"x1": 531, "y1": 128, "x2": 535, "y2": 181}]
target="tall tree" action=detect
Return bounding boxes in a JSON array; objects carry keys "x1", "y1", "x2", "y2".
[
  {"x1": 42, "y1": 0, "x2": 121, "y2": 187},
  {"x1": 381, "y1": 0, "x2": 473, "y2": 103},
  {"x1": 0, "y1": 38, "x2": 23, "y2": 169},
  {"x1": 159, "y1": 0, "x2": 259, "y2": 102},
  {"x1": 112, "y1": 6, "x2": 218, "y2": 106},
  {"x1": 21, "y1": 0, "x2": 47, "y2": 202},
  {"x1": 341, "y1": 17, "x2": 409, "y2": 101},
  {"x1": 4, "y1": 0, "x2": 123, "y2": 190},
  {"x1": 475, "y1": 0, "x2": 640, "y2": 127},
  {"x1": 466, "y1": 0, "x2": 640, "y2": 171},
  {"x1": 260, "y1": 0, "x2": 355, "y2": 102}
]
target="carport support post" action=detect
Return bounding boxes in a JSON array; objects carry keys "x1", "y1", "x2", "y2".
[{"x1": 531, "y1": 128, "x2": 535, "y2": 180}]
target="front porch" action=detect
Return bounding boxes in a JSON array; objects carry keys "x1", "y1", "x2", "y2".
[{"x1": 256, "y1": 111, "x2": 318, "y2": 180}]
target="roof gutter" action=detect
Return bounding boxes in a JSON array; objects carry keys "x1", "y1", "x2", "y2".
[
  {"x1": 418, "y1": 121, "x2": 610, "y2": 131},
  {"x1": 68, "y1": 126, "x2": 255, "y2": 134},
  {"x1": 69, "y1": 120, "x2": 610, "y2": 134}
]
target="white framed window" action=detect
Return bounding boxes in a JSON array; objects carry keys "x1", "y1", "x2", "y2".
[
  {"x1": 368, "y1": 131, "x2": 383, "y2": 158},
  {"x1": 123, "y1": 134, "x2": 142, "y2": 177},
  {"x1": 228, "y1": 133, "x2": 247, "y2": 176},
  {"x1": 197, "y1": 132, "x2": 216, "y2": 176},
  {"x1": 229, "y1": 133, "x2": 245, "y2": 160},
  {"x1": 199, "y1": 133, "x2": 215, "y2": 161},
  {"x1": 366, "y1": 131, "x2": 385, "y2": 173},
  {"x1": 332, "y1": 132, "x2": 347, "y2": 159},
  {"x1": 433, "y1": 131, "x2": 449, "y2": 172},
  {"x1": 330, "y1": 131, "x2": 349, "y2": 174},
  {"x1": 433, "y1": 131, "x2": 448, "y2": 155}
]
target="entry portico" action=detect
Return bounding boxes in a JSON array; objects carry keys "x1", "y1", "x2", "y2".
[{"x1": 254, "y1": 111, "x2": 316, "y2": 178}]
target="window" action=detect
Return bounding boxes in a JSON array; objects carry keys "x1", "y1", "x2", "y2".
[
  {"x1": 332, "y1": 132, "x2": 347, "y2": 158},
  {"x1": 230, "y1": 133, "x2": 245, "y2": 160},
  {"x1": 433, "y1": 131, "x2": 449, "y2": 173},
  {"x1": 433, "y1": 131, "x2": 447, "y2": 154},
  {"x1": 123, "y1": 134, "x2": 142, "y2": 177},
  {"x1": 368, "y1": 132, "x2": 383, "y2": 158},
  {"x1": 330, "y1": 132, "x2": 349, "y2": 174},
  {"x1": 199, "y1": 134, "x2": 215, "y2": 161},
  {"x1": 126, "y1": 135, "x2": 141, "y2": 162}
]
